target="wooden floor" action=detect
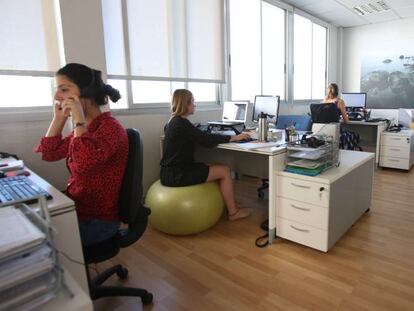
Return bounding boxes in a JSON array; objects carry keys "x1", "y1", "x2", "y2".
[{"x1": 94, "y1": 167, "x2": 414, "y2": 311}]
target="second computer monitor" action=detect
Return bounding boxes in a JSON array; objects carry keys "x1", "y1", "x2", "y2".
[
  {"x1": 222, "y1": 101, "x2": 248, "y2": 122},
  {"x1": 342, "y1": 92, "x2": 367, "y2": 109},
  {"x1": 252, "y1": 95, "x2": 280, "y2": 123}
]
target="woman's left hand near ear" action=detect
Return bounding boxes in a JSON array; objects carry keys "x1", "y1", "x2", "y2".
[{"x1": 61, "y1": 95, "x2": 86, "y2": 125}]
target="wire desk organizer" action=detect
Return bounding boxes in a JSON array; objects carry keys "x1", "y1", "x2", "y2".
[
  {"x1": 0, "y1": 195, "x2": 71, "y2": 311},
  {"x1": 284, "y1": 135, "x2": 340, "y2": 176}
]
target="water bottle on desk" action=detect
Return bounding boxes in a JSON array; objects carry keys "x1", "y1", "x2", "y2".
[{"x1": 258, "y1": 112, "x2": 268, "y2": 142}]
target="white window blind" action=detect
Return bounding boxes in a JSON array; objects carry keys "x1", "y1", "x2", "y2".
[
  {"x1": 103, "y1": 0, "x2": 225, "y2": 82},
  {"x1": 0, "y1": 0, "x2": 60, "y2": 71},
  {"x1": 293, "y1": 14, "x2": 327, "y2": 100},
  {"x1": 229, "y1": 0, "x2": 285, "y2": 101}
]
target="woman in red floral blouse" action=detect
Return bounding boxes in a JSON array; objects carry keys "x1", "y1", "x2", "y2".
[{"x1": 35, "y1": 63, "x2": 128, "y2": 246}]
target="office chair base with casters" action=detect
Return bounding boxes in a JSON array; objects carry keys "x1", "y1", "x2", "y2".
[{"x1": 85, "y1": 260, "x2": 153, "y2": 304}]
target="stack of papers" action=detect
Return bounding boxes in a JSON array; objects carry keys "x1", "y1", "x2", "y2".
[
  {"x1": 0, "y1": 206, "x2": 45, "y2": 260},
  {"x1": 0, "y1": 206, "x2": 56, "y2": 310}
]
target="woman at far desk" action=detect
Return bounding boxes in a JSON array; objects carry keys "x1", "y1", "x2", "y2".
[
  {"x1": 161, "y1": 89, "x2": 251, "y2": 221},
  {"x1": 35, "y1": 63, "x2": 128, "y2": 246},
  {"x1": 322, "y1": 83, "x2": 349, "y2": 124},
  {"x1": 321, "y1": 83, "x2": 361, "y2": 150}
]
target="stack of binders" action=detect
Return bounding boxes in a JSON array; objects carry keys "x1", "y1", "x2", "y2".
[{"x1": 0, "y1": 204, "x2": 64, "y2": 310}]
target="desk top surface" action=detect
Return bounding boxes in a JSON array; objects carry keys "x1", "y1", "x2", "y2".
[
  {"x1": 28, "y1": 167, "x2": 75, "y2": 215},
  {"x1": 345, "y1": 120, "x2": 387, "y2": 126},
  {"x1": 218, "y1": 140, "x2": 287, "y2": 156}
]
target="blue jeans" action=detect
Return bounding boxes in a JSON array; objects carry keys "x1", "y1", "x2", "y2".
[{"x1": 78, "y1": 219, "x2": 120, "y2": 247}]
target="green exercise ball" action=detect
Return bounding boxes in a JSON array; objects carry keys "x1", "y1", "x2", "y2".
[{"x1": 145, "y1": 180, "x2": 225, "y2": 235}]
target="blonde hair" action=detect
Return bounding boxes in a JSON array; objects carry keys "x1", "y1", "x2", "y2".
[{"x1": 171, "y1": 89, "x2": 193, "y2": 116}]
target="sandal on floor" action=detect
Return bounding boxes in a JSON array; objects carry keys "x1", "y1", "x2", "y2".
[{"x1": 228, "y1": 208, "x2": 252, "y2": 221}]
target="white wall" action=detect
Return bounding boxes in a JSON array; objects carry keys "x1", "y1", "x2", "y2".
[{"x1": 342, "y1": 17, "x2": 414, "y2": 121}]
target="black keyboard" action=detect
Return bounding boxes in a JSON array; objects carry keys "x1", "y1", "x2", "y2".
[{"x1": 0, "y1": 176, "x2": 52, "y2": 205}]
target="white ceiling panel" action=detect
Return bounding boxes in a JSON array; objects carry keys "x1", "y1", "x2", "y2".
[
  {"x1": 362, "y1": 9, "x2": 401, "y2": 23},
  {"x1": 323, "y1": 9, "x2": 368, "y2": 26},
  {"x1": 394, "y1": 5, "x2": 414, "y2": 17},
  {"x1": 281, "y1": 0, "x2": 413, "y2": 27},
  {"x1": 385, "y1": 0, "x2": 414, "y2": 8},
  {"x1": 283, "y1": 0, "x2": 316, "y2": 7},
  {"x1": 302, "y1": 0, "x2": 346, "y2": 14}
]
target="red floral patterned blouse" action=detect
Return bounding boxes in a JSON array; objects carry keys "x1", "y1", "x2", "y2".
[{"x1": 35, "y1": 112, "x2": 128, "y2": 222}]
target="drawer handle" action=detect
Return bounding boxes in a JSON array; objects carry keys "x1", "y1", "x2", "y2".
[
  {"x1": 290, "y1": 182, "x2": 310, "y2": 189},
  {"x1": 391, "y1": 138, "x2": 401, "y2": 141},
  {"x1": 290, "y1": 225, "x2": 310, "y2": 233},
  {"x1": 389, "y1": 159, "x2": 400, "y2": 162},
  {"x1": 291, "y1": 204, "x2": 310, "y2": 211},
  {"x1": 389, "y1": 148, "x2": 400, "y2": 151}
]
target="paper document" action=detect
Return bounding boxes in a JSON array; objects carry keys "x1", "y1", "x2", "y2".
[
  {"x1": 287, "y1": 159, "x2": 325, "y2": 169},
  {"x1": 288, "y1": 149, "x2": 325, "y2": 160},
  {"x1": 231, "y1": 141, "x2": 282, "y2": 150},
  {"x1": 0, "y1": 207, "x2": 45, "y2": 260}
]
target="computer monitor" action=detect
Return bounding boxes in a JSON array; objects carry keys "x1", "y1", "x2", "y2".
[
  {"x1": 252, "y1": 95, "x2": 280, "y2": 123},
  {"x1": 342, "y1": 93, "x2": 367, "y2": 109},
  {"x1": 222, "y1": 101, "x2": 248, "y2": 122}
]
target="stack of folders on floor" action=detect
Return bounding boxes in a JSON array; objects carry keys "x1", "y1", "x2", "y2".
[
  {"x1": 0, "y1": 205, "x2": 62, "y2": 310},
  {"x1": 285, "y1": 149, "x2": 327, "y2": 176}
]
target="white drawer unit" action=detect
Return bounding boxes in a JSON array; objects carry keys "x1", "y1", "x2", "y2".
[
  {"x1": 379, "y1": 130, "x2": 414, "y2": 170},
  {"x1": 276, "y1": 176, "x2": 330, "y2": 207},
  {"x1": 275, "y1": 150, "x2": 375, "y2": 252}
]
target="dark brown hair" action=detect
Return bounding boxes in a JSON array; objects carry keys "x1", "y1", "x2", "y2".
[{"x1": 57, "y1": 63, "x2": 121, "y2": 106}]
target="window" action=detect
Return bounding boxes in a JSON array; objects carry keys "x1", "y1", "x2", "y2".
[
  {"x1": 229, "y1": 0, "x2": 285, "y2": 102},
  {"x1": 102, "y1": 0, "x2": 224, "y2": 106},
  {"x1": 0, "y1": 0, "x2": 61, "y2": 108},
  {"x1": 293, "y1": 14, "x2": 327, "y2": 100}
]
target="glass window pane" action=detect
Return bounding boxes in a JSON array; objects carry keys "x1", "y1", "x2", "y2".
[
  {"x1": 0, "y1": 75, "x2": 52, "y2": 107},
  {"x1": 188, "y1": 83, "x2": 216, "y2": 102},
  {"x1": 262, "y1": 2, "x2": 285, "y2": 99},
  {"x1": 312, "y1": 24, "x2": 327, "y2": 100},
  {"x1": 131, "y1": 81, "x2": 185, "y2": 104},
  {"x1": 0, "y1": 0, "x2": 60, "y2": 71},
  {"x1": 107, "y1": 79, "x2": 128, "y2": 109},
  {"x1": 229, "y1": 0, "x2": 261, "y2": 101},
  {"x1": 102, "y1": 0, "x2": 127, "y2": 75},
  {"x1": 127, "y1": 0, "x2": 170, "y2": 77},
  {"x1": 293, "y1": 14, "x2": 312, "y2": 100},
  {"x1": 186, "y1": 0, "x2": 224, "y2": 80}
]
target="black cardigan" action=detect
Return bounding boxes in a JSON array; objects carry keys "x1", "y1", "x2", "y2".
[{"x1": 160, "y1": 116, "x2": 231, "y2": 168}]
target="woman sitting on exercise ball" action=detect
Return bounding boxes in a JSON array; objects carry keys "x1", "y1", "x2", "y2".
[{"x1": 160, "y1": 89, "x2": 251, "y2": 221}]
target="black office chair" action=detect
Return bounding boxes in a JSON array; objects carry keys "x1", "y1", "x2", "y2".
[{"x1": 83, "y1": 128, "x2": 153, "y2": 305}]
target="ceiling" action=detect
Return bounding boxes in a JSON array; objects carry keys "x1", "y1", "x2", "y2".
[{"x1": 282, "y1": 0, "x2": 414, "y2": 27}]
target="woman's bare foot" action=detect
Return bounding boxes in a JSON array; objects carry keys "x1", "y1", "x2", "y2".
[{"x1": 228, "y1": 208, "x2": 252, "y2": 221}]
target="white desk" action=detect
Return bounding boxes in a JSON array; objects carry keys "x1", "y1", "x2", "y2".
[
  {"x1": 196, "y1": 143, "x2": 375, "y2": 250},
  {"x1": 195, "y1": 141, "x2": 287, "y2": 243},
  {"x1": 275, "y1": 150, "x2": 374, "y2": 251},
  {"x1": 342, "y1": 120, "x2": 387, "y2": 164},
  {"x1": 0, "y1": 158, "x2": 88, "y2": 293}
]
